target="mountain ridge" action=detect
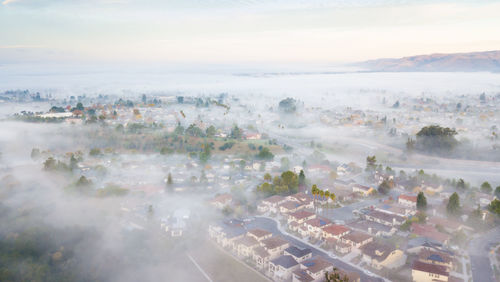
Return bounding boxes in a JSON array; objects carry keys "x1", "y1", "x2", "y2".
[{"x1": 360, "y1": 50, "x2": 500, "y2": 72}]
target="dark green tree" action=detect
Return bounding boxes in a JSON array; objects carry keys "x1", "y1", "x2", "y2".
[
  {"x1": 298, "y1": 170, "x2": 306, "y2": 186},
  {"x1": 417, "y1": 192, "x2": 427, "y2": 211},
  {"x1": 480, "y1": 181, "x2": 492, "y2": 194},
  {"x1": 446, "y1": 192, "x2": 461, "y2": 216}
]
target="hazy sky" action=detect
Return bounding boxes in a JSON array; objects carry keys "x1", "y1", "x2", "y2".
[{"x1": 1, "y1": 0, "x2": 499, "y2": 64}]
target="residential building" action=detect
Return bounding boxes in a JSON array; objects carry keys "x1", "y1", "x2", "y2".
[
  {"x1": 269, "y1": 255, "x2": 299, "y2": 281},
  {"x1": 412, "y1": 260, "x2": 449, "y2": 282}
]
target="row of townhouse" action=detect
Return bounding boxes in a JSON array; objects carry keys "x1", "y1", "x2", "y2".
[
  {"x1": 258, "y1": 192, "x2": 314, "y2": 215},
  {"x1": 209, "y1": 220, "x2": 360, "y2": 282},
  {"x1": 285, "y1": 209, "x2": 375, "y2": 256}
]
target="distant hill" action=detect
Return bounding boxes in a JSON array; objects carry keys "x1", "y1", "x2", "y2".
[{"x1": 360, "y1": 50, "x2": 500, "y2": 72}]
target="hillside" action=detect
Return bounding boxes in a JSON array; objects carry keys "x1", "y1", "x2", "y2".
[{"x1": 361, "y1": 50, "x2": 500, "y2": 72}]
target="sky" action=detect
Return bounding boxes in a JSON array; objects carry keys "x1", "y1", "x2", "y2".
[{"x1": 1, "y1": 0, "x2": 500, "y2": 64}]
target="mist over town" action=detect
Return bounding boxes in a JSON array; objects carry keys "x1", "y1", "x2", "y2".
[{"x1": 1, "y1": 1, "x2": 500, "y2": 282}]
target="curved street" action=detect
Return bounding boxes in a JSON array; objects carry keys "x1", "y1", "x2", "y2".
[{"x1": 246, "y1": 216, "x2": 386, "y2": 282}]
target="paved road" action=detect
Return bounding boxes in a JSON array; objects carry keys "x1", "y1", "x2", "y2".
[
  {"x1": 246, "y1": 217, "x2": 385, "y2": 282},
  {"x1": 468, "y1": 226, "x2": 500, "y2": 282}
]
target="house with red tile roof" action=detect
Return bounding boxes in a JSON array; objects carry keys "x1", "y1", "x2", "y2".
[
  {"x1": 398, "y1": 194, "x2": 417, "y2": 208},
  {"x1": 287, "y1": 210, "x2": 316, "y2": 224},
  {"x1": 341, "y1": 231, "x2": 373, "y2": 248},
  {"x1": 322, "y1": 224, "x2": 351, "y2": 240}
]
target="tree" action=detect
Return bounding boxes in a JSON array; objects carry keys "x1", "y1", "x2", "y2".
[
  {"x1": 325, "y1": 268, "x2": 349, "y2": 282},
  {"x1": 142, "y1": 94, "x2": 147, "y2": 103},
  {"x1": 488, "y1": 199, "x2": 500, "y2": 216},
  {"x1": 406, "y1": 138, "x2": 415, "y2": 152},
  {"x1": 446, "y1": 192, "x2": 461, "y2": 216},
  {"x1": 230, "y1": 125, "x2": 242, "y2": 139},
  {"x1": 256, "y1": 147, "x2": 274, "y2": 160},
  {"x1": 278, "y1": 98, "x2": 297, "y2": 113},
  {"x1": 330, "y1": 192, "x2": 336, "y2": 203},
  {"x1": 417, "y1": 192, "x2": 427, "y2": 211},
  {"x1": 199, "y1": 143, "x2": 211, "y2": 163},
  {"x1": 205, "y1": 125, "x2": 216, "y2": 138},
  {"x1": 456, "y1": 178, "x2": 467, "y2": 190},
  {"x1": 378, "y1": 180, "x2": 391, "y2": 195},
  {"x1": 43, "y1": 157, "x2": 56, "y2": 170},
  {"x1": 76, "y1": 102, "x2": 84, "y2": 111},
  {"x1": 89, "y1": 148, "x2": 101, "y2": 156},
  {"x1": 298, "y1": 170, "x2": 306, "y2": 186},
  {"x1": 480, "y1": 181, "x2": 492, "y2": 194},
  {"x1": 495, "y1": 186, "x2": 500, "y2": 198},
  {"x1": 31, "y1": 148, "x2": 40, "y2": 160},
  {"x1": 167, "y1": 173, "x2": 173, "y2": 185},
  {"x1": 281, "y1": 171, "x2": 298, "y2": 193},
  {"x1": 366, "y1": 155, "x2": 377, "y2": 171},
  {"x1": 70, "y1": 154, "x2": 78, "y2": 170},
  {"x1": 311, "y1": 184, "x2": 319, "y2": 203},
  {"x1": 76, "y1": 175, "x2": 91, "y2": 187},
  {"x1": 415, "y1": 125, "x2": 458, "y2": 154},
  {"x1": 264, "y1": 173, "x2": 272, "y2": 182}
]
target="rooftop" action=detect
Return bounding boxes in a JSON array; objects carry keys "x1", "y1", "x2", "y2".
[
  {"x1": 271, "y1": 255, "x2": 298, "y2": 269},
  {"x1": 247, "y1": 228, "x2": 272, "y2": 239},
  {"x1": 413, "y1": 260, "x2": 449, "y2": 276},
  {"x1": 322, "y1": 224, "x2": 350, "y2": 236},
  {"x1": 261, "y1": 236, "x2": 289, "y2": 250},
  {"x1": 285, "y1": 246, "x2": 312, "y2": 259},
  {"x1": 301, "y1": 256, "x2": 333, "y2": 274}
]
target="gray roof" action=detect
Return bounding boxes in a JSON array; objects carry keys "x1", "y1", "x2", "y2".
[
  {"x1": 285, "y1": 246, "x2": 312, "y2": 259},
  {"x1": 271, "y1": 255, "x2": 298, "y2": 269}
]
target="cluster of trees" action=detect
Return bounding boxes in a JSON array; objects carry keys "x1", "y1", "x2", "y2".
[
  {"x1": 414, "y1": 125, "x2": 459, "y2": 154},
  {"x1": 311, "y1": 184, "x2": 335, "y2": 203},
  {"x1": 256, "y1": 171, "x2": 299, "y2": 196},
  {"x1": 278, "y1": 98, "x2": 298, "y2": 113},
  {"x1": 255, "y1": 147, "x2": 274, "y2": 160},
  {"x1": 0, "y1": 226, "x2": 99, "y2": 282}
]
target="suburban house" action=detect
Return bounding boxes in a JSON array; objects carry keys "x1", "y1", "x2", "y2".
[
  {"x1": 352, "y1": 184, "x2": 375, "y2": 196},
  {"x1": 210, "y1": 193, "x2": 233, "y2": 209},
  {"x1": 341, "y1": 231, "x2": 373, "y2": 248},
  {"x1": 417, "y1": 249, "x2": 453, "y2": 272},
  {"x1": 348, "y1": 220, "x2": 397, "y2": 237},
  {"x1": 303, "y1": 217, "x2": 332, "y2": 239},
  {"x1": 261, "y1": 236, "x2": 290, "y2": 260},
  {"x1": 362, "y1": 209, "x2": 406, "y2": 227},
  {"x1": 247, "y1": 228, "x2": 273, "y2": 242},
  {"x1": 258, "y1": 195, "x2": 287, "y2": 214},
  {"x1": 412, "y1": 260, "x2": 449, "y2": 282},
  {"x1": 324, "y1": 237, "x2": 352, "y2": 254},
  {"x1": 252, "y1": 246, "x2": 271, "y2": 270},
  {"x1": 287, "y1": 210, "x2": 316, "y2": 224},
  {"x1": 359, "y1": 242, "x2": 406, "y2": 270},
  {"x1": 284, "y1": 246, "x2": 313, "y2": 263},
  {"x1": 427, "y1": 217, "x2": 473, "y2": 234},
  {"x1": 322, "y1": 224, "x2": 351, "y2": 240},
  {"x1": 292, "y1": 256, "x2": 334, "y2": 282},
  {"x1": 279, "y1": 200, "x2": 305, "y2": 214},
  {"x1": 208, "y1": 221, "x2": 246, "y2": 248},
  {"x1": 269, "y1": 255, "x2": 299, "y2": 281},
  {"x1": 411, "y1": 223, "x2": 450, "y2": 246},
  {"x1": 287, "y1": 192, "x2": 314, "y2": 209},
  {"x1": 398, "y1": 194, "x2": 417, "y2": 208},
  {"x1": 233, "y1": 235, "x2": 260, "y2": 258}
]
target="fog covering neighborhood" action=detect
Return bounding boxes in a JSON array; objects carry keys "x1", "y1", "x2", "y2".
[{"x1": 0, "y1": 67, "x2": 499, "y2": 282}]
